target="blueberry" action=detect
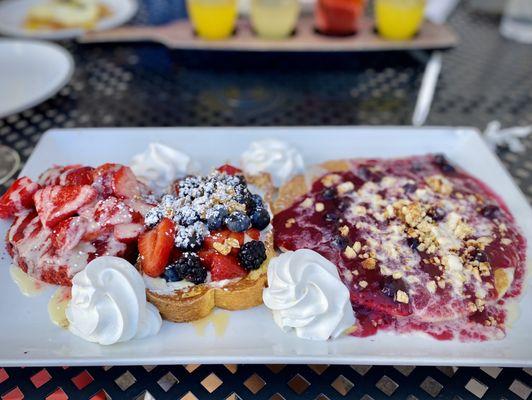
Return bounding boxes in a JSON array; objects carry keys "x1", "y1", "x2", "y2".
[
  {"x1": 324, "y1": 212, "x2": 339, "y2": 223},
  {"x1": 428, "y1": 207, "x2": 446, "y2": 221},
  {"x1": 480, "y1": 204, "x2": 500, "y2": 219},
  {"x1": 332, "y1": 235, "x2": 348, "y2": 249},
  {"x1": 403, "y1": 183, "x2": 418, "y2": 194},
  {"x1": 406, "y1": 237, "x2": 420, "y2": 250},
  {"x1": 206, "y1": 205, "x2": 228, "y2": 230},
  {"x1": 250, "y1": 207, "x2": 271, "y2": 230},
  {"x1": 163, "y1": 266, "x2": 180, "y2": 282},
  {"x1": 321, "y1": 187, "x2": 337, "y2": 200},
  {"x1": 251, "y1": 193, "x2": 264, "y2": 207},
  {"x1": 381, "y1": 276, "x2": 406, "y2": 299},
  {"x1": 225, "y1": 211, "x2": 251, "y2": 232},
  {"x1": 434, "y1": 154, "x2": 455, "y2": 173},
  {"x1": 473, "y1": 250, "x2": 488, "y2": 262}
]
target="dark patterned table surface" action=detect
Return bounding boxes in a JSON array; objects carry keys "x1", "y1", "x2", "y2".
[{"x1": 0, "y1": 0, "x2": 531, "y2": 399}]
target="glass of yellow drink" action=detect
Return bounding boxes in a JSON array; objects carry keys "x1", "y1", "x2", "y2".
[
  {"x1": 375, "y1": 0, "x2": 425, "y2": 40},
  {"x1": 250, "y1": 0, "x2": 300, "y2": 39},
  {"x1": 187, "y1": 0, "x2": 238, "y2": 40}
]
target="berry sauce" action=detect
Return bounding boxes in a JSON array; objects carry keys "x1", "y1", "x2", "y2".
[{"x1": 273, "y1": 155, "x2": 527, "y2": 341}]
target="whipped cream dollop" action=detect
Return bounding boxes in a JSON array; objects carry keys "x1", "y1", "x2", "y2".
[
  {"x1": 241, "y1": 139, "x2": 304, "y2": 187},
  {"x1": 131, "y1": 143, "x2": 193, "y2": 194},
  {"x1": 263, "y1": 249, "x2": 356, "y2": 340},
  {"x1": 66, "y1": 256, "x2": 162, "y2": 345}
]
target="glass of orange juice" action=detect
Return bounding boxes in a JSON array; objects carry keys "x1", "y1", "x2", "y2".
[
  {"x1": 187, "y1": 0, "x2": 238, "y2": 40},
  {"x1": 251, "y1": 0, "x2": 300, "y2": 39},
  {"x1": 314, "y1": 0, "x2": 365, "y2": 36},
  {"x1": 375, "y1": 0, "x2": 425, "y2": 40}
]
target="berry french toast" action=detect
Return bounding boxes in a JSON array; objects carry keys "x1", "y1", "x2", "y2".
[
  {"x1": 1, "y1": 164, "x2": 153, "y2": 285},
  {"x1": 138, "y1": 165, "x2": 275, "y2": 322},
  {"x1": 272, "y1": 154, "x2": 527, "y2": 341}
]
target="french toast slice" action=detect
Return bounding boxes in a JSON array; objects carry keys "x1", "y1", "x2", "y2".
[{"x1": 142, "y1": 172, "x2": 276, "y2": 323}]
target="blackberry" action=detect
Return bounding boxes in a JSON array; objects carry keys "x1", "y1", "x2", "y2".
[
  {"x1": 250, "y1": 207, "x2": 271, "y2": 230},
  {"x1": 225, "y1": 211, "x2": 251, "y2": 232},
  {"x1": 434, "y1": 154, "x2": 455, "y2": 173},
  {"x1": 237, "y1": 240, "x2": 267, "y2": 270},
  {"x1": 206, "y1": 205, "x2": 228, "y2": 230},
  {"x1": 170, "y1": 253, "x2": 207, "y2": 284}
]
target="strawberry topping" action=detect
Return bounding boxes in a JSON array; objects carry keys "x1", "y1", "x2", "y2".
[
  {"x1": 33, "y1": 185, "x2": 97, "y2": 228},
  {"x1": 139, "y1": 218, "x2": 175, "y2": 277},
  {"x1": 0, "y1": 177, "x2": 41, "y2": 219}
]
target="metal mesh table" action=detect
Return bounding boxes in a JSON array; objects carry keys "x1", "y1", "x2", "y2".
[{"x1": 0, "y1": 0, "x2": 531, "y2": 398}]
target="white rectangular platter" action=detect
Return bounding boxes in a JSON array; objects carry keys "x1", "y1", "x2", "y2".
[{"x1": 0, "y1": 126, "x2": 531, "y2": 367}]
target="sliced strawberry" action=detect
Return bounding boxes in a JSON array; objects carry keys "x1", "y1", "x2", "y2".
[
  {"x1": 93, "y1": 163, "x2": 140, "y2": 199},
  {"x1": 210, "y1": 253, "x2": 247, "y2": 281},
  {"x1": 38, "y1": 165, "x2": 81, "y2": 186},
  {"x1": 0, "y1": 177, "x2": 41, "y2": 219},
  {"x1": 33, "y1": 185, "x2": 97, "y2": 228},
  {"x1": 217, "y1": 164, "x2": 242, "y2": 175},
  {"x1": 113, "y1": 166, "x2": 140, "y2": 199},
  {"x1": 51, "y1": 216, "x2": 89, "y2": 254},
  {"x1": 114, "y1": 223, "x2": 144, "y2": 243},
  {"x1": 246, "y1": 228, "x2": 260, "y2": 240},
  {"x1": 124, "y1": 198, "x2": 155, "y2": 218},
  {"x1": 204, "y1": 230, "x2": 244, "y2": 248},
  {"x1": 198, "y1": 249, "x2": 216, "y2": 269},
  {"x1": 8, "y1": 211, "x2": 38, "y2": 245},
  {"x1": 62, "y1": 166, "x2": 95, "y2": 186},
  {"x1": 138, "y1": 218, "x2": 175, "y2": 277}
]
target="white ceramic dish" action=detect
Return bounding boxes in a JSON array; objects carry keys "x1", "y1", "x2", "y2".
[
  {"x1": 0, "y1": 126, "x2": 530, "y2": 367},
  {"x1": 0, "y1": 40, "x2": 74, "y2": 119},
  {"x1": 0, "y1": 0, "x2": 138, "y2": 40}
]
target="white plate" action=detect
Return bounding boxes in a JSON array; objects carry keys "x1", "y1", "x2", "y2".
[
  {"x1": 0, "y1": 0, "x2": 138, "y2": 40},
  {"x1": 0, "y1": 126, "x2": 531, "y2": 367},
  {"x1": 0, "y1": 40, "x2": 74, "y2": 119}
]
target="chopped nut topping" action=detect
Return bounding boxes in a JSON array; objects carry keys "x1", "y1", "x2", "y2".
[
  {"x1": 344, "y1": 246, "x2": 357, "y2": 259},
  {"x1": 321, "y1": 174, "x2": 341, "y2": 187},
  {"x1": 285, "y1": 218, "x2": 296, "y2": 228},
  {"x1": 225, "y1": 237, "x2": 240, "y2": 248},
  {"x1": 339, "y1": 225, "x2": 349, "y2": 237},
  {"x1": 301, "y1": 198, "x2": 314, "y2": 208},
  {"x1": 353, "y1": 205, "x2": 367, "y2": 216},
  {"x1": 395, "y1": 290, "x2": 409, "y2": 304},
  {"x1": 315, "y1": 202, "x2": 325, "y2": 212},
  {"x1": 501, "y1": 238, "x2": 511, "y2": 245},
  {"x1": 337, "y1": 181, "x2": 355, "y2": 194},
  {"x1": 359, "y1": 280, "x2": 368, "y2": 288},
  {"x1": 437, "y1": 280, "x2": 446, "y2": 289},
  {"x1": 392, "y1": 271, "x2": 403, "y2": 279},
  {"x1": 213, "y1": 241, "x2": 231, "y2": 255},
  {"x1": 467, "y1": 302, "x2": 478, "y2": 313},
  {"x1": 425, "y1": 175, "x2": 453, "y2": 195},
  {"x1": 361, "y1": 258, "x2": 377, "y2": 270},
  {"x1": 426, "y1": 281, "x2": 437, "y2": 294}
]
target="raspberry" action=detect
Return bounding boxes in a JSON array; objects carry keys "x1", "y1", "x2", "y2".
[{"x1": 237, "y1": 240, "x2": 267, "y2": 270}]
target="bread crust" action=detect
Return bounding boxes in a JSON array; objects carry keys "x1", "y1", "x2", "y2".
[
  {"x1": 273, "y1": 160, "x2": 351, "y2": 214},
  {"x1": 144, "y1": 172, "x2": 275, "y2": 323}
]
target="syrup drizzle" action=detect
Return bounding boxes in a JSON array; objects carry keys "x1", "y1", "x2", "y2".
[
  {"x1": 191, "y1": 310, "x2": 230, "y2": 337},
  {"x1": 9, "y1": 265, "x2": 47, "y2": 297},
  {"x1": 48, "y1": 287, "x2": 71, "y2": 329}
]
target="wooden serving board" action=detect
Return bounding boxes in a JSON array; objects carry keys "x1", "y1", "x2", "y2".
[{"x1": 80, "y1": 14, "x2": 458, "y2": 52}]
